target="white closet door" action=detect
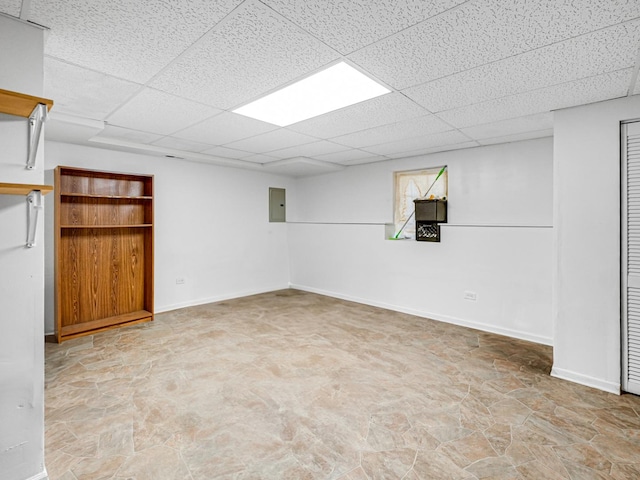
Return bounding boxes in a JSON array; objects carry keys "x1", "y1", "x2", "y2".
[{"x1": 623, "y1": 121, "x2": 640, "y2": 395}]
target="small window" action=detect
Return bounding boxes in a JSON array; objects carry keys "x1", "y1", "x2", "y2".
[{"x1": 393, "y1": 167, "x2": 448, "y2": 239}]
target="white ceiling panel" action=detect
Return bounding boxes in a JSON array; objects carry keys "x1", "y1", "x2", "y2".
[
  {"x1": 0, "y1": 0, "x2": 21, "y2": 17},
  {"x1": 314, "y1": 149, "x2": 388, "y2": 164},
  {"x1": 288, "y1": 92, "x2": 428, "y2": 138},
  {"x1": 45, "y1": 118, "x2": 104, "y2": 145},
  {"x1": 341, "y1": 155, "x2": 394, "y2": 166},
  {"x1": 201, "y1": 145, "x2": 253, "y2": 159},
  {"x1": 267, "y1": 140, "x2": 349, "y2": 159},
  {"x1": 263, "y1": 157, "x2": 344, "y2": 177},
  {"x1": 404, "y1": 20, "x2": 640, "y2": 113},
  {"x1": 460, "y1": 113, "x2": 554, "y2": 141},
  {"x1": 152, "y1": 137, "x2": 215, "y2": 153},
  {"x1": 29, "y1": 0, "x2": 244, "y2": 83},
  {"x1": 106, "y1": 88, "x2": 221, "y2": 136},
  {"x1": 331, "y1": 114, "x2": 453, "y2": 148},
  {"x1": 362, "y1": 130, "x2": 471, "y2": 156},
  {"x1": 349, "y1": 0, "x2": 640, "y2": 90},
  {"x1": 44, "y1": 57, "x2": 142, "y2": 119},
  {"x1": 149, "y1": 0, "x2": 340, "y2": 109},
  {"x1": 94, "y1": 125, "x2": 163, "y2": 144},
  {"x1": 403, "y1": 21, "x2": 640, "y2": 112},
  {"x1": 438, "y1": 69, "x2": 633, "y2": 129},
  {"x1": 173, "y1": 111, "x2": 278, "y2": 146},
  {"x1": 385, "y1": 141, "x2": 479, "y2": 159},
  {"x1": 224, "y1": 128, "x2": 318, "y2": 153},
  {"x1": 240, "y1": 153, "x2": 280, "y2": 164},
  {"x1": 477, "y1": 129, "x2": 554, "y2": 146},
  {"x1": 261, "y1": 0, "x2": 467, "y2": 54}
]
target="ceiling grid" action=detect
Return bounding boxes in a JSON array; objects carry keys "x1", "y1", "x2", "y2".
[{"x1": 1, "y1": 0, "x2": 638, "y2": 176}]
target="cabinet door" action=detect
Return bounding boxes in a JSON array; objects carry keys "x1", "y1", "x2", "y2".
[{"x1": 622, "y1": 121, "x2": 640, "y2": 395}]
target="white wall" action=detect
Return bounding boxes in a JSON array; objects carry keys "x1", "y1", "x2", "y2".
[
  {"x1": 553, "y1": 95, "x2": 640, "y2": 394},
  {"x1": 288, "y1": 138, "x2": 554, "y2": 345},
  {"x1": 0, "y1": 15, "x2": 48, "y2": 480},
  {"x1": 43, "y1": 142, "x2": 294, "y2": 334}
]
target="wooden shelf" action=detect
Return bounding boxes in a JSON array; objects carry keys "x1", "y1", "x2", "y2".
[
  {"x1": 61, "y1": 193, "x2": 152, "y2": 200},
  {"x1": 0, "y1": 89, "x2": 53, "y2": 118},
  {"x1": 61, "y1": 224, "x2": 152, "y2": 229},
  {"x1": 55, "y1": 166, "x2": 154, "y2": 343},
  {"x1": 0, "y1": 182, "x2": 53, "y2": 195},
  {"x1": 59, "y1": 310, "x2": 153, "y2": 341}
]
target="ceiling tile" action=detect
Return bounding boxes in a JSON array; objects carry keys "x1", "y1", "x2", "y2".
[
  {"x1": 263, "y1": 157, "x2": 345, "y2": 177},
  {"x1": 349, "y1": 0, "x2": 640, "y2": 90},
  {"x1": 224, "y1": 128, "x2": 318, "y2": 153},
  {"x1": 404, "y1": 20, "x2": 640, "y2": 112},
  {"x1": 94, "y1": 125, "x2": 163, "y2": 144},
  {"x1": 106, "y1": 88, "x2": 221, "y2": 136},
  {"x1": 149, "y1": 0, "x2": 340, "y2": 109},
  {"x1": 261, "y1": 0, "x2": 467, "y2": 54},
  {"x1": 267, "y1": 140, "x2": 349, "y2": 159},
  {"x1": 477, "y1": 129, "x2": 554, "y2": 146},
  {"x1": 314, "y1": 149, "x2": 389, "y2": 164},
  {"x1": 201, "y1": 145, "x2": 253, "y2": 159},
  {"x1": 0, "y1": 0, "x2": 21, "y2": 17},
  {"x1": 362, "y1": 130, "x2": 471, "y2": 156},
  {"x1": 341, "y1": 155, "x2": 393, "y2": 166},
  {"x1": 151, "y1": 137, "x2": 215, "y2": 153},
  {"x1": 173, "y1": 111, "x2": 278, "y2": 145},
  {"x1": 240, "y1": 153, "x2": 280, "y2": 164},
  {"x1": 330, "y1": 114, "x2": 453, "y2": 148},
  {"x1": 437, "y1": 69, "x2": 632, "y2": 128},
  {"x1": 44, "y1": 57, "x2": 142, "y2": 119},
  {"x1": 385, "y1": 141, "x2": 479, "y2": 159},
  {"x1": 29, "y1": 0, "x2": 243, "y2": 83},
  {"x1": 45, "y1": 118, "x2": 104, "y2": 144},
  {"x1": 288, "y1": 92, "x2": 428, "y2": 138},
  {"x1": 460, "y1": 112, "x2": 554, "y2": 140}
]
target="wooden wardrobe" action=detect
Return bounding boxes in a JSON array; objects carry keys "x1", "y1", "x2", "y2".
[{"x1": 54, "y1": 166, "x2": 154, "y2": 342}]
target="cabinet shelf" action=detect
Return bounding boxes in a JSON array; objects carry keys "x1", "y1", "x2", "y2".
[
  {"x1": 60, "y1": 193, "x2": 152, "y2": 200},
  {"x1": 61, "y1": 224, "x2": 153, "y2": 229},
  {"x1": 0, "y1": 182, "x2": 53, "y2": 195},
  {"x1": 59, "y1": 310, "x2": 153, "y2": 341}
]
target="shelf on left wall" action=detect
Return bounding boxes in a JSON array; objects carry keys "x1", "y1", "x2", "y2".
[
  {"x1": 0, "y1": 182, "x2": 53, "y2": 196},
  {"x1": 0, "y1": 88, "x2": 54, "y2": 118}
]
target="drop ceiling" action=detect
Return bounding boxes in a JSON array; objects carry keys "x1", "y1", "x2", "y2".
[{"x1": 2, "y1": 0, "x2": 640, "y2": 177}]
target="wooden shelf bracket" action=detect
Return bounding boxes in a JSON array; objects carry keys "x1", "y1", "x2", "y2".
[
  {"x1": 27, "y1": 103, "x2": 49, "y2": 170},
  {"x1": 26, "y1": 189, "x2": 43, "y2": 247}
]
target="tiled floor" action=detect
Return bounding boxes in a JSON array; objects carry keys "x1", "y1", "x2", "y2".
[{"x1": 45, "y1": 289, "x2": 640, "y2": 479}]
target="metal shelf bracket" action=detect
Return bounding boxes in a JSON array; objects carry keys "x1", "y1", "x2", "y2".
[
  {"x1": 26, "y1": 190, "x2": 43, "y2": 248},
  {"x1": 26, "y1": 103, "x2": 48, "y2": 170}
]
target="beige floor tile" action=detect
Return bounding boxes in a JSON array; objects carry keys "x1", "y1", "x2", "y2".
[{"x1": 44, "y1": 290, "x2": 640, "y2": 479}]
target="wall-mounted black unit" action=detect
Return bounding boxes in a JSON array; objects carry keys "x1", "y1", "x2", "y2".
[{"x1": 414, "y1": 199, "x2": 447, "y2": 242}]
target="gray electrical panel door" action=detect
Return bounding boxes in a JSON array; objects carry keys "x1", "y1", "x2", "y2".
[{"x1": 269, "y1": 188, "x2": 286, "y2": 222}]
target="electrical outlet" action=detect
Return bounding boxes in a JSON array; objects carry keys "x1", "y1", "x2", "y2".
[
  {"x1": 464, "y1": 290, "x2": 477, "y2": 301},
  {"x1": 176, "y1": 277, "x2": 185, "y2": 285}
]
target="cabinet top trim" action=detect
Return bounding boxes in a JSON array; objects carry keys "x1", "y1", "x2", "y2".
[{"x1": 0, "y1": 89, "x2": 54, "y2": 118}]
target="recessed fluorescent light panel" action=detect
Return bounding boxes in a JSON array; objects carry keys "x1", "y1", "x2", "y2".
[{"x1": 233, "y1": 62, "x2": 390, "y2": 126}]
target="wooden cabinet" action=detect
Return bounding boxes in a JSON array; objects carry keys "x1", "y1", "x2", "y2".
[{"x1": 54, "y1": 166, "x2": 154, "y2": 342}]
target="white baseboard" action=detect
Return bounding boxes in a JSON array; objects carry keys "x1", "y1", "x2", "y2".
[
  {"x1": 551, "y1": 366, "x2": 620, "y2": 394},
  {"x1": 25, "y1": 468, "x2": 48, "y2": 480},
  {"x1": 155, "y1": 284, "x2": 290, "y2": 314},
  {"x1": 289, "y1": 283, "x2": 553, "y2": 346}
]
